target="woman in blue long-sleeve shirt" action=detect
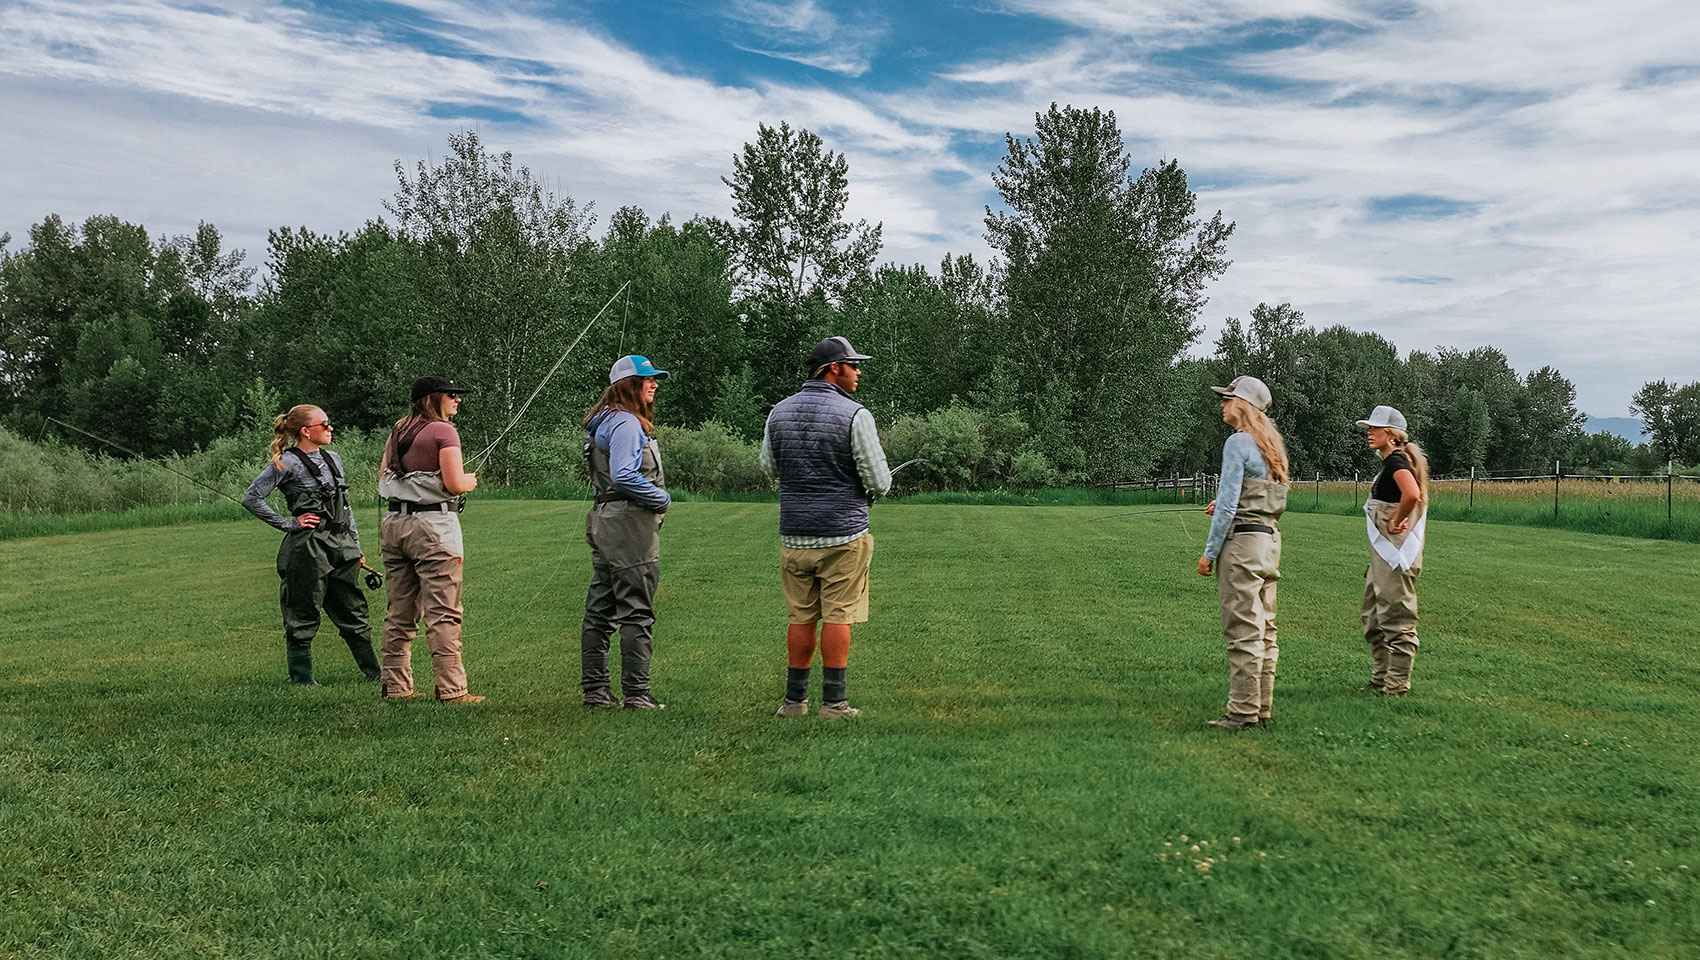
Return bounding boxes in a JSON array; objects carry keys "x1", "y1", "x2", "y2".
[
  {"x1": 1198, "y1": 376, "x2": 1290, "y2": 730},
  {"x1": 579, "y1": 355, "x2": 672, "y2": 710}
]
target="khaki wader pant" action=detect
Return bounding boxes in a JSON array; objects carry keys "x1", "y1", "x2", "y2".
[
  {"x1": 377, "y1": 469, "x2": 468, "y2": 700},
  {"x1": 1217, "y1": 476, "x2": 1287, "y2": 721},
  {"x1": 1363, "y1": 499, "x2": 1421, "y2": 694},
  {"x1": 582, "y1": 434, "x2": 665, "y2": 701}
]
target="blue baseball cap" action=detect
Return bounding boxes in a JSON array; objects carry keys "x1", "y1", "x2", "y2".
[{"x1": 609, "y1": 355, "x2": 669, "y2": 384}]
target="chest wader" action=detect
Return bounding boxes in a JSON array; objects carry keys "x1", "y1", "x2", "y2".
[
  {"x1": 277, "y1": 449, "x2": 378, "y2": 685},
  {"x1": 580, "y1": 434, "x2": 665, "y2": 706},
  {"x1": 1217, "y1": 475, "x2": 1287, "y2": 722},
  {"x1": 1363, "y1": 498, "x2": 1424, "y2": 695},
  {"x1": 377, "y1": 467, "x2": 469, "y2": 700}
]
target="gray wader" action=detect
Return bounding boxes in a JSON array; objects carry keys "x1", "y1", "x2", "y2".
[
  {"x1": 1363, "y1": 499, "x2": 1422, "y2": 694},
  {"x1": 377, "y1": 469, "x2": 469, "y2": 700},
  {"x1": 1217, "y1": 475, "x2": 1287, "y2": 722},
  {"x1": 277, "y1": 449, "x2": 378, "y2": 685},
  {"x1": 581, "y1": 437, "x2": 665, "y2": 703}
]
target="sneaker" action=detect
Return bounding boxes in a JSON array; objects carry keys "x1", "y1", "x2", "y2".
[
  {"x1": 1205, "y1": 715, "x2": 1259, "y2": 731},
  {"x1": 582, "y1": 692, "x2": 618, "y2": 708},
  {"x1": 622, "y1": 694, "x2": 666, "y2": 710},
  {"x1": 1375, "y1": 688, "x2": 1408, "y2": 697},
  {"x1": 440, "y1": 694, "x2": 486, "y2": 704},
  {"x1": 381, "y1": 691, "x2": 418, "y2": 700},
  {"x1": 818, "y1": 700, "x2": 861, "y2": 718},
  {"x1": 775, "y1": 698, "x2": 809, "y2": 717}
]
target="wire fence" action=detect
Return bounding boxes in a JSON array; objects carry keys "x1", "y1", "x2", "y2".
[
  {"x1": 1102, "y1": 461, "x2": 1700, "y2": 542},
  {"x1": 1273, "y1": 461, "x2": 1700, "y2": 543}
]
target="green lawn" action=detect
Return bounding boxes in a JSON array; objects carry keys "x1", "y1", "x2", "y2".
[{"x1": 2, "y1": 502, "x2": 1696, "y2": 959}]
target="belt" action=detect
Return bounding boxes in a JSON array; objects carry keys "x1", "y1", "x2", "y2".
[
  {"x1": 388, "y1": 500, "x2": 450, "y2": 514},
  {"x1": 593, "y1": 493, "x2": 629, "y2": 505},
  {"x1": 1233, "y1": 523, "x2": 1275, "y2": 535}
]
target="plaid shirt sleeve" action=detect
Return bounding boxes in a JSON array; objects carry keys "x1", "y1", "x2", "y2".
[{"x1": 850, "y1": 409, "x2": 891, "y2": 497}]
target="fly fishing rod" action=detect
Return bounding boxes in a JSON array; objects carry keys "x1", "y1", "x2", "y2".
[{"x1": 466, "y1": 280, "x2": 630, "y2": 468}]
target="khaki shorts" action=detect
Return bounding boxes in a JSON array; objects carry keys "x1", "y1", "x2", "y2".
[{"x1": 781, "y1": 532, "x2": 873, "y2": 625}]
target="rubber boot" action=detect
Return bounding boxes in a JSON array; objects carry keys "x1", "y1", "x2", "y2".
[
  {"x1": 286, "y1": 645, "x2": 318, "y2": 686},
  {"x1": 347, "y1": 637, "x2": 380, "y2": 681}
]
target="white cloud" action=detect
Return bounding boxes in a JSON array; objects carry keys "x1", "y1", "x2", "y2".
[
  {"x1": 719, "y1": 0, "x2": 887, "y2": 76},
  {"x1": 1, "y1": 0, "x2": 1697, "y2": 414}
]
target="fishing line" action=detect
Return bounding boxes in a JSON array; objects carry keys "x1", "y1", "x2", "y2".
[
  {"x1": 46, "y1": 417, "x2": 245, "y2": 506},
  {"x1": 466, "y1": 280, "x2": 630, "y2": 468}
]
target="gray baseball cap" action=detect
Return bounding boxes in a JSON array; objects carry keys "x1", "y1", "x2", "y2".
[
  {"x1": 808, "y1": 336, "x2": 871, "y2": 373},
  {"x1": 608, "y1": 355, "x2": 669, "y2": 384},
  {"x1": 1356, "y1": 405, "x2": 1408, "y2": 432},
  {"x1": 1210, "y1": 375, "x2": 1272, "y2": 411}
]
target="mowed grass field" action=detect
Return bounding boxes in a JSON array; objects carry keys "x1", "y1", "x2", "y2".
[{"x1": 2, "y1": 502, "x2": 1697, "y2": 959}]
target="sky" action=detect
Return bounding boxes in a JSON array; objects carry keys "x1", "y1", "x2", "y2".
[{"x1": 3, "y1": 0, "x2": 1698, "y2": 417}]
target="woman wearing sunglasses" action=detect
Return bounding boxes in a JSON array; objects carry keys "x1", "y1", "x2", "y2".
[
  {"x1": 241, "y1": 404, "x2": 380, "y2": 686},
  {"x1": 377, "y1": 375, "x2": 482, "y2": 703}
]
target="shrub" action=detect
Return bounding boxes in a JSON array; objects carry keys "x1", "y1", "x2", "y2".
[{"x1": 654, "y1": 421, "x2": 770, "y2": 493}]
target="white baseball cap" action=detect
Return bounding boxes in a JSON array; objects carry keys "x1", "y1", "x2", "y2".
[
  {"x1": 1356, "y1": 405, "x2": 1408, "y2": 432},
  {"x1": 1210, "y1": 375, "x2": 1272, "y2": 411}
]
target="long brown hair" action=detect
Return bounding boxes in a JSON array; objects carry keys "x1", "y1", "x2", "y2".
[
  {"x1": 583, "y1": 378, "x2": 654, "y2": 434},
  {"x1": 1387, "y1": 428, "x2": 1431, "y2": 501},
  {"x1": 1226, "y1": 400, "x2": 1290, "y2": 484},
  {"x1": 385, "y1": 393, "x2": 455, "y2": 476},
  {"x1": 270, "y1": 404, "x2": 321, "y2": 468}
]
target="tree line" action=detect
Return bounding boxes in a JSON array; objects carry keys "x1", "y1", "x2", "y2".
[{"x1": 1, "y1": 105, "x2": 1681, "y2": 494}]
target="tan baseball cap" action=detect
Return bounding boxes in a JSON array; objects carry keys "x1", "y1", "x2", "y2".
[{"x1": 1210, "y1": 375, "x2": 1272, "y2": 411}]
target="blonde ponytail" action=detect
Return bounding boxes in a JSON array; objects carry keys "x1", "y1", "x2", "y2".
[
  {"x1": 1392, "y1": 433, "x2": 1430, "y2": 501},
  {"x1": 1228, "y1": 403, "x2": 1290, "y2": 483},
  {"x1": 270, "y1": 404, "x2": 320, "y2": 468}
]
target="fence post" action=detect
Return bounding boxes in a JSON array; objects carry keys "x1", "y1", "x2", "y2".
[
  {"x1": 1554, "y1": 460, "x2": 1560, "y2": 518},
  {"x1": 1315, "y1": 470, "x2": 1321, "y2": 508},
  {"x1": 1469, "y1": 466, "x2": 1475, "y2": 509},
  {"x1": 1670, "y1": 459, "x2": 1675, "y2": 521},
  {"x1": 1353, "y1": 471, "x2": 1359, "y2": 508}
]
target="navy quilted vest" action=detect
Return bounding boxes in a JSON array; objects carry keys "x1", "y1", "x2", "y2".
[{"x1": 767, "y1": 380, "x2": 869, "y2": 537}]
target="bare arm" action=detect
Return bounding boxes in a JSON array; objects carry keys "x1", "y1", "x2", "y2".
[
  {"x1": 1388, "y1": 469, "x2": 1423, "y2": 532},
  {"x1": 440, "y1": 445, "x2": 477, "y2": 495}
]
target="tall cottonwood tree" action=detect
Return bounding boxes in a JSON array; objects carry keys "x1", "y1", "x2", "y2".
[
  {"x1": 385, "y1": 131, "x2": 597, "y2": 478},
  {"x1": 986, "y1": 103, "x2": 1233, "y2": 480},
  {"x1": 715, "y1": 122, "x2": 882, "y2": 388}
]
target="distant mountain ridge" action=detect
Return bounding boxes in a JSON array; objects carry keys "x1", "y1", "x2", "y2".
[{"x1": 1582, "y1": 416, "x2": 1646, "y2": 441}]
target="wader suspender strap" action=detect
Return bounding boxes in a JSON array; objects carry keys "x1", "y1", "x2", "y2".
[{"x1": 284, "y1": 447, "x2": 350, "y2": 528}]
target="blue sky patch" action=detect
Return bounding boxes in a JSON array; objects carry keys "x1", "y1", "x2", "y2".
[{"x1": 1366, "y1": 194, "x2": 1477, "y2": 220}]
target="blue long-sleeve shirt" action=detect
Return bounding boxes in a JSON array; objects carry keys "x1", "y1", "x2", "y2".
[
  {"x1": 589, "y1": 411, "x2": 671, "y2": 512},
  {"x1": 1204, "y1": 432, "x2": 1268, "y2": 560}
]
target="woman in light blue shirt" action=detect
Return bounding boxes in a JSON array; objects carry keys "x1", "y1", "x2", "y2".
[{"x1": 1198, "y1": 376, "x2": 1290, "y2": 731}]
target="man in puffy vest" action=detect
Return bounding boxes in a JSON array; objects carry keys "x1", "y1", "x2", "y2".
[{"x1": 760, "y1": 336, "x2": 892, "y2": 718}]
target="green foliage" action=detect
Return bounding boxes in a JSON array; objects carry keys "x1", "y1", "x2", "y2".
[
  {"x1": 714, "y1": 121, "x2": 881, "y2": 312},
  {"x1": 652, "y1": 421, "x2": 769, "y2": 493},
  {"x1": 986, "y1": 103, "x2": 1233, "y2": 482},
  {"x1": 709, "y1": 362, "x2": 765, "y2": 441},
  {"x1": 0, "y1": 214, "x2": 255, "y2": 456},
  {"x1": 1631, "y1": 379, "x2": 1700, "y2": 464}
]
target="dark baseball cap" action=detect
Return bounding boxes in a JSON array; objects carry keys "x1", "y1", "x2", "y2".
[
  {"x1": 411, "y1": 375, "x2": 475, "y2": 402},
  {"x1": 808, "y1": 336, "x2": 872, "y2": 373}
]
